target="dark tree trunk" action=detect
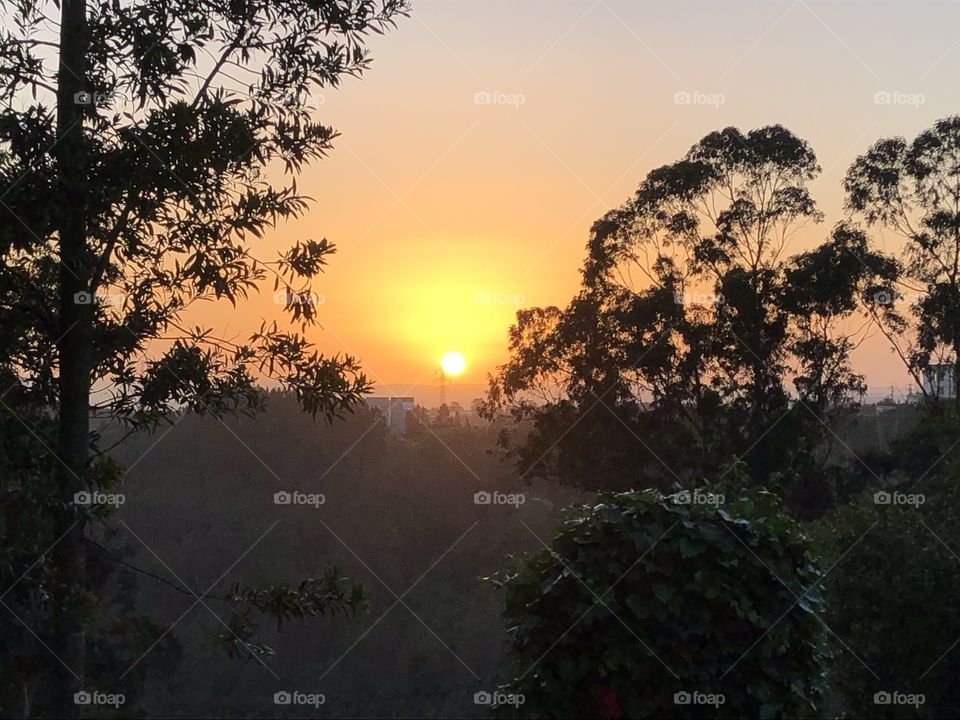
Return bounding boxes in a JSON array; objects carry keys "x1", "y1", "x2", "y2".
[
  {"x1": 953, "y1": 337, "x2": 960, "y2": 413},
  {"x1": 52, "y1": 0, "x2": 90, "y2": 715}
]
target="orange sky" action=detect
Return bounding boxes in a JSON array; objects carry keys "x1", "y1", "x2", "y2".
[{"x1": 192, "y1": 0, "x2": 960, "y2": 398}]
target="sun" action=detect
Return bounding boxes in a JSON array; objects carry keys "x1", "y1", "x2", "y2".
[{"x1": 440, "y1": 351, "x2": 466, "y2": 377}]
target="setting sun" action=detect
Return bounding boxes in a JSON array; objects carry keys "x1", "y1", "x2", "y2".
[{"x1": 440, "y1": 351, "x2": 466, "y2": 377}]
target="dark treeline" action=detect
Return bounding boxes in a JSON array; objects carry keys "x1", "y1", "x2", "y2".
[{"x1": 97, "y1": 393, "x2": 571, "y2": 717}]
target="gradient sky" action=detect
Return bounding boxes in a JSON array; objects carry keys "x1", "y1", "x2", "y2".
[{"x1": 198, "y1": 0, "x2": 960, "y2": 397}]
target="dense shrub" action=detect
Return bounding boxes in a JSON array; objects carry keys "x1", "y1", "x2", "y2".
[
  {"x1": 812, "y1": 416, "x2": 960, "y2": 718},
  {"x1": 490, "y1": 487, "x2": 828, "y2": 718}
]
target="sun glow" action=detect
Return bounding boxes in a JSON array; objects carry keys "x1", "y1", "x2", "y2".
[{"x1": 440, "y1": 351, "x2": 466, "y2": 377}]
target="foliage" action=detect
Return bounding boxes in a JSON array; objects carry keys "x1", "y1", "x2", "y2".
[
  {"x1": 486, "y1": 126, "x2": 896, "y2": 496},
  {"x1": 489, "y1": 484, "x2": 829, "y2": 719},
  {"x1": 0, "y1": 0, "x2": 407, "y2": 712},
  {"x1": 845, "y1": 116, "x2": 960, "y2": 408},
  {"x1": 0, "y1": 406, "x2": 181, "y2": 716},
  {"x1": 0, "y1": 406, "x2": 68, "y2": 716},
  {"x1": 218, "y1": 568, "x2": 367, "y2": 658},
  {"x1": 811, "y1": 413, "x2": 960, "y2": 718},
  {"x1": 0, "y1": 0, "x2": 410, "y2": 427}
]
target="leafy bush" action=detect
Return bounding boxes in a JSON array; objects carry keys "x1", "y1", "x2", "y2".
[
  {"x1": 812, "y1": 416, "x2": 960, "y2": 718},
  {"x1": 490, "y1": 487, "x2": 828, "y2": 718}
]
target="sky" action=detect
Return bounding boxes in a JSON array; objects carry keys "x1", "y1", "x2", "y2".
[{"x1": 201, "y1": 0, "x2": 960, "y2": 401}]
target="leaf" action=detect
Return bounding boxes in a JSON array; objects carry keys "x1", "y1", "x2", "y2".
[
  {"x1": 625, "y1": 595, "x2": 650, "y2": 620},
  {"x1": 678, "y1": 537, "x2": 706, "y2": 558},
  {"x1": 652, "y1": 582, "x2": 675, "y2": 604}
]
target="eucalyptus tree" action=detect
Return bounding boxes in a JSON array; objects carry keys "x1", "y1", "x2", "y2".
[
  {"x1": 845, "y1": 116, "x2": 960, "y2": 410},
  {"x1": 487, "y1": 126, "x2": 896, "y2": 499},
  {"x1": 0, "y1": 0, "x2": 407, "y2": 713}
]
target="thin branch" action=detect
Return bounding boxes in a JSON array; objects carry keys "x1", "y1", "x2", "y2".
[{"x1": 86, "y1": 538, "x2": 231, "y2": 603}]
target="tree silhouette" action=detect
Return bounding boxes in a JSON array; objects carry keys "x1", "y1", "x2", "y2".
[
  {"x1": 0, "y1": 0, "x2": 408, "y2": 713},
  {"x1": 845, "y1": 115, "x2": 960, "y2": 410},
  {"x1": 487, "y1": 126, "x2": 896, "y2": 499}
]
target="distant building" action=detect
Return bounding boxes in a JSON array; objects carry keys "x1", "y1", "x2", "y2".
[
  {"x1": 366, "y1": 396, "x2": 415, "y2": 433},
  {"x1": 923, "y1": 364, "x2": 957, "y2": 400}
]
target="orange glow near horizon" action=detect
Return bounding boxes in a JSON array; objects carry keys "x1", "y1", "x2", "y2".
[{"x1": 180, "y1": 0, "x2": 960, "y2": 399}]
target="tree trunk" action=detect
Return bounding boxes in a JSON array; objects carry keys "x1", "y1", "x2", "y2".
[
  {"x1": 953, "y1": 336, "x2": 960, "y2": 413},
  {"x1": 52, "y1": 0, "x2": 90, "y2": 715}
]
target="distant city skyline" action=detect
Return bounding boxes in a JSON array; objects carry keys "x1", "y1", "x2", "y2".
[{"x1": 369, "y1": 382, "x2": 926, "y2": 410}]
